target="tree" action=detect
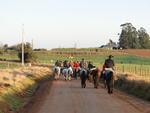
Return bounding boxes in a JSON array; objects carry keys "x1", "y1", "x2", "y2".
[
  {"x1": 3, "y1": 44, "x2": 8, "y2": 52},
  {"x1": 138, "y1": 27, "x2": 150, "y2": 49},
  {"x1": 119, "y1": 23, "x2": 140, "y2": 49},
  {"x1": 17, "y1": 42, "x2": 37, "y2": 63},
  {"x1": 0, "y1": 42, "x2": 4, "y2": 54},
  {"x1": 107, "y1": 39, "x2": 117, "y2": 49}
]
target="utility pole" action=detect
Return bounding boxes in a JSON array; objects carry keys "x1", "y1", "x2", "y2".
[
  {"x1": 74, "y1": 42, "x2": 77, "y2": 48},
  {"x1": 32, "y1": 38, "x2": 34, "y2": 50},
  {"x1": 22, "y1": 24, "x2": 24, "y2": 66}
]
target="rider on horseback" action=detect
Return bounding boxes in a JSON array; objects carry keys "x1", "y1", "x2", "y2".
[
  {"x1": 104, "y1": 55, "x2": 115, "y2": 94},
  {"x1": 53, "y1": 60, "x2": 61, "y2": 80}
]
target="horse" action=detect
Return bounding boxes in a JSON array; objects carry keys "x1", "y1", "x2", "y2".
[
  {"x1": 79, "y1": 68, "x2": 88, "y2": 88},
  {"x1": 100, "y1": 70, "x2": 107, "y2": 88},
  {"x1": 104, "y1": 69, "x2": 114, "y2": 94},
  {"x1": 62, "y1": 67, "x2": 73, "y2": 81},
  {"x1": 53, "y1": 66, "x2": 61, "y2": 80},
  {"x1": 89, "y1": 68, "x2": 100, "y2": 88}
]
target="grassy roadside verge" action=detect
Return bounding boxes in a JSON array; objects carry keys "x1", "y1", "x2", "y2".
[
  {"x1": 114, "y1": 74, "x2": 150, "y2": 101},
  {"x1": 0, "y1": 66, "x2": 53, "y2": 113}
]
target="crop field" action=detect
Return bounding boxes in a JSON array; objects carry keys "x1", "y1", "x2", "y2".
[
  {"x1": 0, "y1": 49, "x2": 150, "y2": 79},
  {"x1": 0, "y1": 62, "x2": 20, "y2": 69},
  {"x1": 35, "y1": 50, "x2": 150, "y2": 65},
  {"x1": 36, "y1": 49, "x2": 150, "y2": 80}
]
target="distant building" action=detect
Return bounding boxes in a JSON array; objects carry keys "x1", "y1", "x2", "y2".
[{"x1": 99, "y1": 39, "x2": 120, "y2": 50}]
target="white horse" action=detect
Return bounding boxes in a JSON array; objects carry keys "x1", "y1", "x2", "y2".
[
  {"x1": 62, "y1": 67, "x2": 73, "y2": 81},
  {"x1": 53, "y1": 66, "x2": 61, "y2": 80}
]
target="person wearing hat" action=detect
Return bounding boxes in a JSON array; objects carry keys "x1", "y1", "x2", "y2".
[
  {"x1": 105, "y1": 55, "x2": 115, "y2": 70},
  {"x1": 104, "y1": 55, "x2": 115, "y2": 94}
]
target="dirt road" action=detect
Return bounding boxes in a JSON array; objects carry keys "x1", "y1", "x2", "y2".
[{"x1": 24, "y1": 78, "x2": 150, "y2": 113}]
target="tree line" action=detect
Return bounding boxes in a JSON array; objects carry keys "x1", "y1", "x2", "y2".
[{"x1": 119, "y1": 23, "x2": 150, "y2": 49}]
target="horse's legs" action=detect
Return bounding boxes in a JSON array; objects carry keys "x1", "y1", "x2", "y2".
[
  {"x1": 106, "y1": 80, "x2": 111, "y2": 94},
  {"x1": 81, "y1": 78, "x2": 84, "y2": 88},
  {"x1": 69, "y1": 75, "x2": 71, "y2": 80},
  {"x1": 74, "y1": 69, "x2": 77, "y2": 79},
  {"x1": 81, "y1": 78, "x2": 86, "y2": 88},
  {"x1": 109, "y1": 72, "x2": 114, "y2": 93},
  {"x1": 104, "y1": 80, "x2": 107, "y2": 88},
  {"x1": 106, "y1": 72, "x2": 114, "y2": 94},
  {"x1": 84, "y1": 79, "x2": 86, "y2": 88}
]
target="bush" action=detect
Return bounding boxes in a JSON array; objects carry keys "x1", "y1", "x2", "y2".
[
  {"x1": 18, "y1": 52, "x2": 37, "y2": 63},
  {"x1": 17, "y1": 42, "x2": 37, "y2": 63}
]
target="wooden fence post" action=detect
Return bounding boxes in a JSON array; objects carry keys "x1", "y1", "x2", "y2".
[
  {"x1": 122, "y1": 65, "x2": 124, "y2": 73},
  {"x1": 135, "y1": 66, "x2": 136, "y2": 74}
]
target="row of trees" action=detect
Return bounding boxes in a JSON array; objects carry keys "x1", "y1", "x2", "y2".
[{"x1": 119, "y1": 23, "x2": 150, "y2": 49}]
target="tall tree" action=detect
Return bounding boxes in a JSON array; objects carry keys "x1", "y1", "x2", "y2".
[
  {"x1": 119, "y1": 23, "x2": 140, "y2": 49},
  {"x1": 138, "y1": 27, "x2": 150, "y2": 49}
]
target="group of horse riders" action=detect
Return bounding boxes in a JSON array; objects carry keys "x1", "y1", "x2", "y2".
[{"x1": 53, "y1": 55, "x2": 115, "y2": 94}]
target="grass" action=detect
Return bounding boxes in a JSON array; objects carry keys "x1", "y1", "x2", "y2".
[
  {"x1": 116, "y1": 64, "x2": 150, "y2": 77},
  {"x1": 34, "y1": 51, "x2": 150, "y2": 78},
  {"x1": 35, "y1": 51, "x2": 150, "y2": 79},
  {"x1": 115, "y1": 75, "x2": 150, "y2": 101},
  {"x1": 0, "y1": 50, "x2": 150, "y2": 77},
  {"x1": 0, "y1": 77, "x2": 36, "y2": 112},
  {"x1": 1, "y1": 92, "x2": 23, "y2": 111},
  {"x1": 0, "y1": 66, "x2": 52, "y2": 112},
  {"x1": 0, "y1": 49, "x2": 150, "y2": 65},
  {"x1": 114, "y1": 55, "x2": 150, "y2": 65},
  {"x1": 35, "y1": 52, "x2": 150, "y2": 64},
  {"x1": 0, "y1": 51, "x2": 18, "y2": 61},
  {"x1": 0, "y1": 63, "x2": 20, "y2": 69}
]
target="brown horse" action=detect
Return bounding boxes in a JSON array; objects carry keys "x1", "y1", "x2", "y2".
[{"x1": 90, "y1": 68, "x2": 100, "y2": 88}]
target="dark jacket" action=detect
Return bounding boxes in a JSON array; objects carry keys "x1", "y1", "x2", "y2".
[{"x1": 104, "y1": 58, "x2": 114, "y2": 68}]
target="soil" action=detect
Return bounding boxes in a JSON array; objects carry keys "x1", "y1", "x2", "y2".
[
  {"x1": 121, "y1": 49, "x2": 150, "y2": 57},
  {"x1": 19, "y1": 78, "x2": 150, "y2": 113}
]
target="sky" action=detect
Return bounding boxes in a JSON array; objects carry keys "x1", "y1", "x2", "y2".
[{"x1": 0, "y1": 0, "x2": 150, "y2": 49}]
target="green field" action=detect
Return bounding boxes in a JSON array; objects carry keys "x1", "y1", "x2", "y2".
[
  {"x1": 1, "y1": 49, "x2": 150, "y2": 65},
  {"x1": 0, "y1": 49, "x2": 150, "y2": 78},
  {"x1": 34, "y1": 51, "x2": 150, "y2": 65},
  {"x1": 0, "y1": 63, "x2": 19, "y2": 69}
]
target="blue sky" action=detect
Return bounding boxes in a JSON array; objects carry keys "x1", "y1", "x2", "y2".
[{"x1": 0, "y1": 0, "x2": 150, "y2": 49}]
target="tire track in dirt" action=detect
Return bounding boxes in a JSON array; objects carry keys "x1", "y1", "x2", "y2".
[{"x1": 22, "y1": 78, "x2": 150, "y2": 113}]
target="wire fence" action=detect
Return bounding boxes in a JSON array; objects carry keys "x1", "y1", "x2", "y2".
[
  {"x1": 116, "y1": 64, "x2": 150, "y2": 80},
  {"x1": 0, "y1": 61, "x2": 23, "y2": 69},
  {"x1": 1, "y1": 60, "x2": 149, "y2": 81}
]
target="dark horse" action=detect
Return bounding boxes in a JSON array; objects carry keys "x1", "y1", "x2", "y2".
[
  {"x1": 80, "y1": 68, "x2": 88, "y2": 88},
  {"x1": 105, "y1": 70, "x2": 114, "y2": 94},
  {"x1": 90, "y1": 68, "x2": 100, "y2": 88}
]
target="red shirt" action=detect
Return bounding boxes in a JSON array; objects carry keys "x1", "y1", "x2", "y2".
[{"x1": 73, "y1": 62, "x2": 79, "y2": 69}]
